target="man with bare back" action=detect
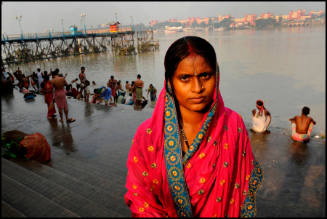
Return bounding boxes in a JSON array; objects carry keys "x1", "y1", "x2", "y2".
[
  {"x1": 51, "y1": 69, "x2": 75, "y2": 123},
  {"x1": 289, "y1": 106, "x2": 316, "y2": 142}
]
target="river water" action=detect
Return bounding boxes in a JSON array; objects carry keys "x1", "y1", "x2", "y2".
[{"x1": 6, "y1": 25, "x2": 325, "y2": 135}]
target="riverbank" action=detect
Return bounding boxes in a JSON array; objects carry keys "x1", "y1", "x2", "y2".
[{"x1": 1, "y1": 89, "x2": 325, "y2": 217}]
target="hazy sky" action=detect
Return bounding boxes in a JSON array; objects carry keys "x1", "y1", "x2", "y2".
[{"x1": 2, "y1": 1, "x2": 325, "y2": 34}]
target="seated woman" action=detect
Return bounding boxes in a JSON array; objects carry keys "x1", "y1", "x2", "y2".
[
  {"x1": 124, "y1": 36, "x2": 263, "y2": 217},
  {"x1": 91, "y1": 88, "x2": 102, "y2": 104},
  {"x1": 125, "y1": 94, "x2": 134, "y2": 105},
  {"x1": 100, "y1": 86, "x2": 112, "y2": 106},
  {"x1": 251, "y1": 99, "x2": 271, "y2": 133},
  {"x1": 117, "y1": 90, "x2": 126, "y2": 104},
  {"x1": 289, "y1": 106, "x2": 316, "y2": 142}
]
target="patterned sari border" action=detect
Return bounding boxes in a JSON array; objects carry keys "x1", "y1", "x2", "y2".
[
  {"x1": 164, "y1": 90, "x2": 193, "y2": 217},
  {"x1": 241, "y1": 160, "x2": 264, "y2": 218},
  {"x1": 182, "y1": 103, "x2": 216, "y2": 165}
]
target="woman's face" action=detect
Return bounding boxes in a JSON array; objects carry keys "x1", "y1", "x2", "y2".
[{"x1": 172, "y1": 54, "x2": 216, "y2": 113}]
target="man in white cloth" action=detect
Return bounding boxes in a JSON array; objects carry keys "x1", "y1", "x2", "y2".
[
  {"x1": 36, "y1": 68, "x2": 44, "y2": 91},
  {"x1": 251, "y1": 99, "x2": 271, "y2": 133}
]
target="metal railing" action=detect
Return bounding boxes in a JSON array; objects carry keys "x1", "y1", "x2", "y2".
[{"x1": 2, "y1": 26, "x2": 134, "y2": 42}]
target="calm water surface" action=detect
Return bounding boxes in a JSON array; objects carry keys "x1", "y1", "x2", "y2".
[{"x1": 6, "y1": 26, "x2": 325, "y2": 135}]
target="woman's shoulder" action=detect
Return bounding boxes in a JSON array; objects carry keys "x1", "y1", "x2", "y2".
[
  {"x1": 224, "y1": 107, "x2": 246, "y2": 125},
  {"x1": 131, "y1": 118, "x2": 157, "y2": 153},
  {"x1": 133, "y1": 118, "x2": 152, "y2": 139}
]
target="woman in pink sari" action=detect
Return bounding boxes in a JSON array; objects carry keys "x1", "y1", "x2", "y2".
[{"x1": 125, "y1": 36, "x2": 263, "y2": 217}]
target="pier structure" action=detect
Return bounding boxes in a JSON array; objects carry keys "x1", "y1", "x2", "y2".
[
  {"x1": 1, "y1": 28, "x2": 159, "y2": 65},
  {"x1": 136, "y1": 30, "x2": 159, "y2": 53}
]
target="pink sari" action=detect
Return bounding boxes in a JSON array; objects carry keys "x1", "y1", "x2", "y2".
[{"x1": 125, "y1": 71, "x2": 263, "y2": 217}]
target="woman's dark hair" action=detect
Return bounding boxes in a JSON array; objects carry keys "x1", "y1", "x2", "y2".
[{"x1": 164, "y1": 36, "x2": 218, "y2": 82}]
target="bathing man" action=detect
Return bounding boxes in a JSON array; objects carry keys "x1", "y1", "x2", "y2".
[
  {"x1": 51, "y1": 69, "x2": 75, "y2": 123},
  {"x1": 289, "y1": 106, "x2": 316, "y2": 142}
]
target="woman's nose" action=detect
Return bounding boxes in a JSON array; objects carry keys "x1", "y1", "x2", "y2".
[{"x1": 191, "y1": 77, "x2": 204, "y2": 93}]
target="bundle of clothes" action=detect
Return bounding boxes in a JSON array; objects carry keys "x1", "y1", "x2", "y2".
[{"x1": 1, "y1": 130, "x2": 51, "y2": 163}]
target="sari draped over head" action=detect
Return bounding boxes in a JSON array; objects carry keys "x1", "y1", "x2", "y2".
[{"x1": 125, "y1": 69, "x2": 263, "y2": 217}]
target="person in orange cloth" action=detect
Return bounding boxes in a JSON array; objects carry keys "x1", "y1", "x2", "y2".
[
  {"x1": 1, "y1": 130, "x2": 51, "y2": 163},
  {"x1": 41, "y1": 73, "x2": 57, "y2": 119}
]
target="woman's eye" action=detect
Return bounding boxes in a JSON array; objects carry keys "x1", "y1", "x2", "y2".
[
  {"x1": 180, "y1": 75, "x2": 191, "y2": 81},
  {"x1": 200, "y1": 72, "x2": 211, "y2": 80}
]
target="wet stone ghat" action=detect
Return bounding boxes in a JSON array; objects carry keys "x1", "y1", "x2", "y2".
[{"x1": 1, "y1": 89, "x2": 326, "y2": 217}]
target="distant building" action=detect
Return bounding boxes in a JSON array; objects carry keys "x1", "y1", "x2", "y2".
[
  {"x1": 149, "y1": 20, "x2": 159, "y2": 27},
  {"x1": 309, "y1": 10, "x2": 324, "y2": 17},
  {"x1": 281, "y1": 14, "x2": 290, "y2": 20},
  {"x1": 168, "y1": 18, "x2": 178, "y2": 23},
  {"x1": 196, "y1": 17, "x2": 209, "y2": 25},
  {"x1": 150, "y1": 8, "x2": 324, "y2": 31},
  {"x1": 261, "y1": 12, "x2": 273, "y2": 19},
  {"x1": 288, "y1": 9, "x2": 305, "y2": 20},
  {"x1": 245, "y1": 14, "x2": 257, "y2": 26},
  {"x1": 218, "y1": 15, "x2": 231, "y2": 22}
]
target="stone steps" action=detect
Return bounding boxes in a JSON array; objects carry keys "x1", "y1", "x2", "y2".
[
  {"x1": 1, "y1": 200, "x2": 26, "y2": 217},
  {"x1": 48, "y1": 149, "x2": 127, "y2": 196},
  {"x1": 2, "y1": 156, "x2": 130, "y2": 217},
  {"x1": 10, "y1": 153, "x2": 130, "y2": 216},
  {"x1": 1, "y1": 166, "x2": 79, "y2": 217},
  {"x1": 51, "y1": 147, "x2": 128, "y2": 184}
]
